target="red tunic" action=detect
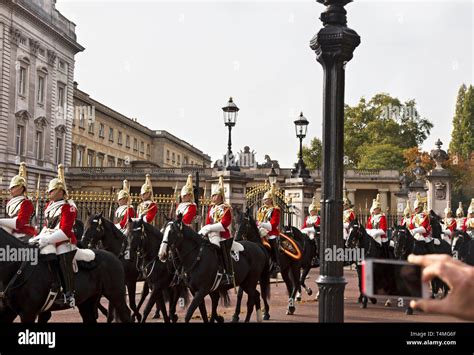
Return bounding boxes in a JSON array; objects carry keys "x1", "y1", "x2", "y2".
[
  {"x1": 266, "y1": 207, "x2": 280, "y2": 237},
  {"x1": 409, "y1": 212, "x2": 431, "y2": 239},
  {"x1": 302, "y1": 215, "x2": 320, "y2": 229},
  {"x1": 176, "y1": 202, "x2": 197, "y2": 226},
  {"x1": 456, "y1": 217, "x2": 467, "y2": 232},
  {"x1": 7, "y1": 198, "x2": 36, "y2": 236},
  {"x1": 118, "y1": 207, "x2": 136, "y2": 229},
  {"x1": 400, "y1": 217, "x2": 410, "y2": 227},
  {"x1": 44, "y1": 201, "x2": 77, "y2": 246},
  {"x1": 444, "y1": 218, "x2": 456, "y2": 233},
  {"x1": 138, "y1": 201, "x2": 157, "y2": 224},
  {"x1": 366, "y1": 214, "x2": 387, "y2": 233},
  {"x1": 206, "y1": 203, "x2": 232, "y2": 239}
]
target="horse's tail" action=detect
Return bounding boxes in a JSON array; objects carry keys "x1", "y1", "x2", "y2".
[
  {"x1": 219, "y1": 288, "x2": 231, "y2": 308},
  {"x1": 259, "y1": 256, "x2": 271, "y2": 301}
]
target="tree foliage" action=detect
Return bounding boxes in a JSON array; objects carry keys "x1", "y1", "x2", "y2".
[{"x1": 301, "y1": 137, "x2": 322, "y2": 171}]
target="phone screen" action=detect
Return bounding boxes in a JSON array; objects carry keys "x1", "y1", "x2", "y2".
[{"x1": 372, "y1": 261, "x2": 423, "y2": 298}]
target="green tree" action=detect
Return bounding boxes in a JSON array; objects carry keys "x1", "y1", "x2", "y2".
[
  {"x1": 449, "y1": 84, "x2": 467, "y2": 155},
  {"x1": 357, "y1": 144, "x2": 405, "y2": 170},
  {"x1": 460, "y1": 86, "x2": 474, "y2": 159},
  {"x1": 301, "y1": 137, "x2": 322, "y2": 170},
  {"x1": 344, "y1": 93, "x2": 433, "y2": 168}
]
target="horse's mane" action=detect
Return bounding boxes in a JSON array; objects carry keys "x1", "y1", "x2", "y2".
[
  {"x1": 0, "y1": 228, "x2": 35, "y2": 249},
  {"x1": 143, "y1": 222, "x2": 163, "y2": 242},
  {"x1": 289, "y1": 226, "x2": 305, "y2": 245}
]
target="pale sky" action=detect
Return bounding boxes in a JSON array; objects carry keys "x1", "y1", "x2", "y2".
[{"x1": 56, "y1": 0, "x2": 473, "y2": 168}]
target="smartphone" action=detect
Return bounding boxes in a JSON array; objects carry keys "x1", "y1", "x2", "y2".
[{"x1": 362, "y1": 258, "x2": 430, "y2": 299}]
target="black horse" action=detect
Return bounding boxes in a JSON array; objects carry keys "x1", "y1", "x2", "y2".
[
  {"x1": 392, "y1": 224, "x2": 451, "y2": 301},
  {"x1": 127, "y1": 218, "x2": 186, "y2": 323},
  {"x1": 234, "y1": 209, "x2": 303, "y2": 317},
  {"x1": 160, "y1": 215, "x2": 269, "y2": 323},
  {"x1": 452, "y1": 230, "x2": 474, "y2": 265},
  {"x1": 81, "y1": 212, "x2": 150, "y2": 322},
  {"x1": 345, "y1": 219, "x2": 381, "y2": 309},
  {"x1": 232, "y1": 209, "x2": 271, "y2": 322},
  {"x1": 0, "y1": 228, "x2": 131, "y2": 323},
  {"x1": 296, "y1": 225, "x2": 319, "y2": 301}
]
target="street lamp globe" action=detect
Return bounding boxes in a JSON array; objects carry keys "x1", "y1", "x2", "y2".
[
  {"x1": 294, "y1": 112, "x2": 309, "y2": 138},
  {"x1": 222, "y1": 97, "x2": 239, "y2": 127}
]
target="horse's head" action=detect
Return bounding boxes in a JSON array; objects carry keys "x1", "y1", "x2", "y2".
[
  {"x1": 452, "y1": 230, "x2": 471, "y2": 259},
  {"x1": 235, "y1": 207, "x2": 260, "y2": 243},
  {"x1": 82, "y1": 212, "x2": 105, "y2": 249},
  {"x1": 345, "y1": 219, "x2": 362, "y2": 249},
  {"x1": 159, "y1": 215, "x2": 186, "y2": 261},
  {"x1": 127, "y1": 217, "x2": 146, "y2": 257},
  {"x1": 392, "y1": 224, "x2": 410, "y2": 259}
]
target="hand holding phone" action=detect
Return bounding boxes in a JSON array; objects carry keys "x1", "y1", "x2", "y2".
[{"x1": 362, "y1": 258, "x2": 430, "y2": 299}]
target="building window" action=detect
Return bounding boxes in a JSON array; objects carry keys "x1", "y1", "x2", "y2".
[
  {"x1": 126, "y1": 135, "x2": 130, "y2": 149},
  {"x1": 58, "y1": 60, "x2": 67, "y2": 72},
  {"x1": 140, "y1": 141, "x2": 144, "y2": 154},
  {"x1": 35, "y1": 130, "x2": 43, "y2": 160},
  {"x1": 55, "y1": 137, "x2": 63, "y2": 165},
  {"x1": 16, "y1": 125, "x2": 25, "y2": 156},
  {"x1": 118, "y1": 131, "x2": 123, "y2": 145},
  {"x1": 76, "y1": 147, "x2": 83, "y2": 166},
  {"x1": 146, "y1": 144, "x2": 150, "y2": 157},
  {"x1": 166, "y1": 150, "x2": 170, "y2": 162},
  {"x1": 172, "y1": 152, "x2": 175, "y2": 163},
  {"x1": 117, "y1": 158, "x2": 123, "y2": 167},
  {"x1": 79, "y1": 110, "x2": 85, "y2": 129},
  {"x1": 96, "y1": 154, "x2": 104, "y2": 167},
  {"x1": 107, "y1": 156, "x2": 115, "y2": 167},
  {"x1": 88, "y1": 120, "x2": 94, "y2": 134},
  {"x1": 109, "y1": 127, "x2": 114, "y2": 142},
  {"x1": 177, "y1": 155, "x2": 181, "y2": 166},
  {"x1": 87, "y1": 151, "x2": 95, "y2": 167},
  {"x1": 57, "y1": 84, "x2": 66, "y2": 113},
  {"x1": 99, "y1": 123, "x2": 104, "y2": 138},
  {"x1": 18, "y1": 67, "x2": 27, "y2": 96},
  {"x1": 133, "y1": 138, "x2": 138, "y2": 152},
  {"x1": 37, "y1": 75, "x2": 45, "y2": 104}
]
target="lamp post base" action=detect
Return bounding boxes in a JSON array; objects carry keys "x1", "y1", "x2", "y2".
[{"x1": 316, "y1": 275, "x2": 347, "y2": 323}]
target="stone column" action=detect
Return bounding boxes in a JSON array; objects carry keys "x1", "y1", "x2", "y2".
[{"x1": 426, "y1": 139, "x2": 451, "y2": 216}]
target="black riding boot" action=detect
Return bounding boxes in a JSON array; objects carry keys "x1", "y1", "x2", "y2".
[
  {"x1": 58, "y1": 250, "x2": 77, "y2": 307},
  {"x1": 382, "y1": 241, "x2": 390, "y2": 259},
  {"x1": 311, "y1": 239, "x2": 319, "y2": 266},
  {"x1": 219, "y1": 239, "x2": 235, "y2": 287},
  {"x1": 268, "y1": 238, "x2": 281, "y2": 273}
]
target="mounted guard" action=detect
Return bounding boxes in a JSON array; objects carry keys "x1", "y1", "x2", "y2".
[
  {"x1": 455, "y1": 202, "x2": 467, "y2": 233},
  {"x1": 136, "y1": 174, "x2": 157, "y2": 224},
  {"x1": 0, "y1": 162, "x2": 36, "y2": 240},
  {"x1": 114, "y1": 179, "x2": 136, "y2": 233},
  {"x1": 198, "y1": 176, "x2": 234, "y2": 286},
  {"x1": 366, "y1": 194, "x2": 388, "y2": 255},
  {"x1": 177, "y1": 174, "x2": 197, "y2": 227},
  {"x1": 400, "y1": 200, "x2": 411, "y2": 228},
  {"x1": 466, "y1": 199, "x2": 474, "y2": 237},
  {"x1": 343, "y1": 190, "x2": 355, "y2": 240},
  {"x1": 300, "y1": 196, "x2": 320, "y2": 242},
  {"x1": 256, "y1": 182, "x2": 281, "y2": 273},
  {"x1": 408, "y1": 192, "x2": 434, "y2": 253},
  {"x1": 441, "y1": 201, "x2": 456, "y2": 242},
  {"x1": 29, "y1": 164, "x2": 78, "y2": 307}
]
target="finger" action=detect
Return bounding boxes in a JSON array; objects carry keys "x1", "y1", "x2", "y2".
[
  {"x1": 420, "y1": 262, "x2": 460, "y2": 289},
  {"x1": 408, "y1": 254, "x2": 453, "y2": 267},
  {"x1": 410, "y1": 298, "x2": 451, "y2": 315}
]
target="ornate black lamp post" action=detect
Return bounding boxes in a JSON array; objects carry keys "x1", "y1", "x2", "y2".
[
  {"x1": 291, "y1": 112, "x2": 310, "y2": 178},
  {"x1": 268, "y1": 164, "x2": 278, "y2": 185},
  {"x1": 222, "y1": 97, "x2": 240, "y2": 171},
  {"x1": 310, "y1": 0, "x2": 360, "y2": 323}
]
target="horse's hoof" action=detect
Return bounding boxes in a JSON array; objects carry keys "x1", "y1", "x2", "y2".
[
  {"x1": 231, "y1": 315, "x2": 240, "y2": 323},
  {"x1": 217, "y1": 315, "x2": 225, "y2": 323},
  {"x1": 152, "y1": 312, "x2": 160, "y2": 319},
  {"x1": 384, "y1": 299, "x2": 392, "y2": 307},
  {"x1": 406, "y1": 308, "x2": 413, "y2": 315},
  {"x1": 357, "y1": 296, "x2": 363, "y2": 303},
  {"x1": 171, "y1": 314, "x2": 178, "y2": 323},
  {"x1": 307, "y1": 288, "x2": 313, "y2": 296},
  {"x1": 286, "y1": 307, "x2": 295, "y2": 315},
  {"x1": 296, "y1": 296, "x2": 301, "y2": 302},
  {"x1": 135, "y1": 313, "x2": 142, "y2": 323},
  {"x1": 263, "y1": 313, "x2": 270, "y2": 321},
  {"x1": 361, "y1": 301, "x2": 368, "y2": 309},
  {"x1": 370, "y1": 298, "x2": 377, "y2": 305}
]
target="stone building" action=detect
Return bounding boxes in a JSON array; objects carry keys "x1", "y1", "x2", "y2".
[{"x1": 0, "y1": 0, "x2": 83, "y2": 190}]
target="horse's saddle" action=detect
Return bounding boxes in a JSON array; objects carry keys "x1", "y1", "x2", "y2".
[{"x1": 264, "y1": 233, "x2": 302, "y2": 261}]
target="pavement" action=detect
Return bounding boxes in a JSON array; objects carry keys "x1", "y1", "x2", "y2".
[{"x1": 39, "y1": 266, "x2": 463, "y2": 323}]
